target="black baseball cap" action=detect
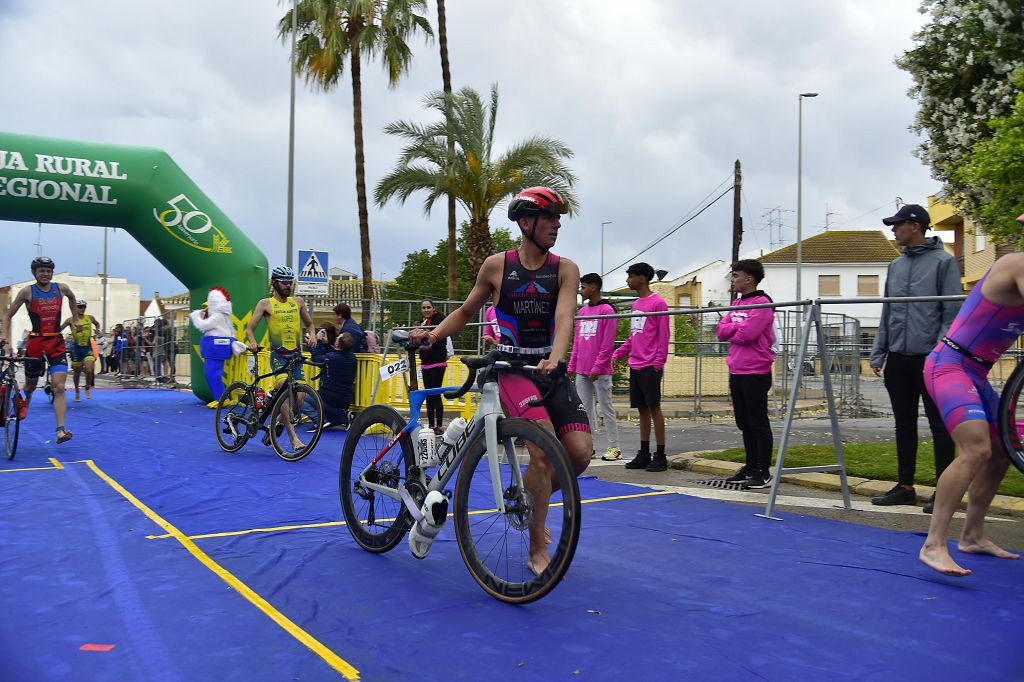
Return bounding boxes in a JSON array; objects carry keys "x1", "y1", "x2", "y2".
[{"x1": 882, "y1": 204, "x2": 930, "y2": 228}]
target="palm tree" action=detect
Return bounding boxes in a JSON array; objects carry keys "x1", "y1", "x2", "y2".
[
  {"x1": 278, "y1": 0, "x2": 433, "y2": 321},
  {"x1": 435, "y1": 0, "x2": 457, "y2": 300},
  {"x1": 375, "y1": 84, "x2": 578, "y2": 276}
]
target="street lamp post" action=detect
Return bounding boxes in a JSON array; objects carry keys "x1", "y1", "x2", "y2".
[
  {"x1": 796, "y1": 92, "x2": 818, "y2": 302},
  {"x1": 285, "y1": 0, "x2": 297, "y2": 268},
  {"x1": 600, "y1": 221, "x2": 612, "y2": 276}
]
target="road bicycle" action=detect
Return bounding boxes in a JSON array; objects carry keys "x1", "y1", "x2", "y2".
[
  {"x1": 997, "y1": 356, "x2": 1024, "y2": 475},
  {"x1": 339, "y1": 330, "x2": 581, "y2": 604},
  {"x1": 0, "y1": 345, "x2": 27, "y2": 461},
  {"x1": 215, "y1": 348, "x2": 326, "y2": 462}
]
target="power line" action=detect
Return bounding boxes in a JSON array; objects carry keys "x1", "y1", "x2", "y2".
[{"x1": 603, "y1": 185, "x2": 733, "y2": 276}]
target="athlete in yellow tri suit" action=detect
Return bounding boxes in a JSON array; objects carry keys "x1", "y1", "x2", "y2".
[
  {"x1": 246, "y1": 266, "x2": 315, "y2": 450},
  {"x1": 60, "y1": 300, "x2": 98, "y2": 402}
]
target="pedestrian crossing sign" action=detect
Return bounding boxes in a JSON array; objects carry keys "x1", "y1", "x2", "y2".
[{"x1": 297, "y1": 249, "x2": 328, "y2": 295}]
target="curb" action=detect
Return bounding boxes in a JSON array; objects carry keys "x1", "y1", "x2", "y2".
[{"x1": 668, "y1": 451, "x2": 1024, "y2": 519}]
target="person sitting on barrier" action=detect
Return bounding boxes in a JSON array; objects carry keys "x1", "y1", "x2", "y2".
[
  {"x1": 246, "y1": 266, "x2": 316, "y2": 450},
  {"x1": 60, "y1": 300, "x2": 98, "y2": 402},
  {"x1": 332, "y1": 303, "x2": 368, "y2": 353},
  {"x1": 306, "y1": 328, "x2": 356, "y2": 429},
  {"x1": 716, "y1": 260, "x2": 777, "y2": 489},
  {"x1": 0, "y1": 256, "x2": 81, "y2": 444},
  {"x1": 408, "y1": 185, "x2": 593, "y2": 576},
  {"x1": 870, "y1": 203, "x2": 962, "y2": 510},
  {"x1": 613, "y1": 262, "x2": 670, "y2": 472},
  {"x1": 919, "y1": 216, "x2": 1024, "y2": 576}
]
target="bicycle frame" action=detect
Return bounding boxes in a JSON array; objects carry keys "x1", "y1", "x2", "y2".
[{"x1": 359, "y1": 372, "x2": 519, "y2": 516}]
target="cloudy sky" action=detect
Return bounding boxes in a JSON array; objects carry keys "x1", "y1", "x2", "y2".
[{"x1": 0, "y1": 1, "x2": 937, "y2": 298}]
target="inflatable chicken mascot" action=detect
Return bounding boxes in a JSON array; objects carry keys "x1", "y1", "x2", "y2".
[{"x1": 189, "y1": 286, "x2": 245, "y2": 404}]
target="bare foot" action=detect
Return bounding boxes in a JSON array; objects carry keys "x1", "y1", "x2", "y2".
[
  {"x1": 959, "y1": 538, "x2": 1021, "y2": 559},
  {"x1": 290, "y1": 438, "x2": 304, "y2": 451},
  {"x1": 919, "y1": 543, "x2": 971, "y2": 577},
  {"x1": 528, "y1": 549, "x2": 551, "y2": 576}
]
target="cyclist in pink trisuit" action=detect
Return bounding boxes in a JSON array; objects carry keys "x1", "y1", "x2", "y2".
[
  {"x1": 410, "y1": 186, "x2": 592, "y2": 575},
  {"x1": 919, "y1": 211, "x2": 1024, "y2": 576}
]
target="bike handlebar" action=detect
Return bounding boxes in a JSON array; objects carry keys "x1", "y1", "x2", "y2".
[{"x1": 441, "y1": 350, "x2": 568, "y2": 403}]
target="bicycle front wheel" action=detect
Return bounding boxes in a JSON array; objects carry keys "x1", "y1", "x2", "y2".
[
  {"x1": 998, "y1": 361, "x2": 1024, "y2": 474},
  {"x1": 339, "y1": 404, "x2": 414, "y2": 553},
  {"x1": 215, "y1": 382, "x2": 255, "y2": 452},
  {"x1": 270, "y1": 382, "x2": 324, "y2": 462},
  {"x1": 454, "y1": 417, "x2": 581, "y2": 604},
  {"x1": 3, "y1": 381, "x2": 19, "y2": 461}
]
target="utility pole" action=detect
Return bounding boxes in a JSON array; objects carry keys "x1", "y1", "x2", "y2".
[{"x1": 731, "y1": 159, "x2": 742, "y2": 265}]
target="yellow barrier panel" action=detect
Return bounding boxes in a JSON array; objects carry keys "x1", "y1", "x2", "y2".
[
  {"x1": 352, "y1": 354, "x2": 477, "y2": 420},
  {"x1": 219, "y1": 351, "x2": 475, "y2": 420}
]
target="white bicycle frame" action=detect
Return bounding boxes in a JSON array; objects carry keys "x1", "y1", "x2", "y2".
[{"x1": 356, "y1": 362, "x2": 530, "y2": 516}]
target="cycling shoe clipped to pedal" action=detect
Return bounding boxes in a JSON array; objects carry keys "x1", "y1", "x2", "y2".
[{"x1": 408, "y1": 490, "x2": 448, "y2": 559}]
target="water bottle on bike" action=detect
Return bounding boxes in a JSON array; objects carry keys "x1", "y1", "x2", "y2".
[
  {"x1": 437, "y1": 418, "x2": 467, "y2": 459},
  {"x1": 408, "y1": 490, "x2": 448, "y2": 559},
  {"x1": 417, "y1": 425, "x2": 437, "y2": 467}
]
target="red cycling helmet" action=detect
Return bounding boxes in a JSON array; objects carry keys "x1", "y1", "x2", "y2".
[{"x1": 507, "y1": 186, "x2": 567, "y2": 222}]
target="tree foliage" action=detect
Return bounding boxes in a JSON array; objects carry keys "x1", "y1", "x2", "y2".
[
  {"x1": 953, "y1": 84, "x2": 1024, "y2": 241},
  {"x1": 897, "y1": 1, "x2": 1024, "y2": 232},
  {"x1": 375, "y1": 84, "x2": 578, "y2": 275}
]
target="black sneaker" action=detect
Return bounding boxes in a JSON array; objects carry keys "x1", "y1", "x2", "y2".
[
  {"x1": 625, "y1": 452, "x2": 652, "y2": 469},
  {"x1": 743, "y1": 472, "x2": 770, "y2": 489},
  {"x1": 645, "y1": 455, "x2": 668, "y2": 472},
  {"x1": 922, "y1": 493, "x2": 935, "y2": 514},
  {"x1": 725, "y1": 466, "x2": 749, "y2": 483},
  {"x1": 871, "y1": 484, "x2": 916, "y2": 506}
]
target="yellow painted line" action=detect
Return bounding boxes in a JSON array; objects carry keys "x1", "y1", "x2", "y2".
[
  {"x1": 0, "y1": 463, "x2": 63, "y2": 473},
  {"x1": 147, "y1": 519, "x2": 348, "y2": 541},
  {"x1": 84, "y1": 460, "x2": 360, "y2": 680},
  {"x1": 149, "y1": 490, "x2": 673, "y2": 542},
  {"x1": 48, "y1": 457, "x2": 64, "y2": 469}
]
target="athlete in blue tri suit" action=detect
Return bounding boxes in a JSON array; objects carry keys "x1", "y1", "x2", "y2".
[
  {"x1": 0, "y1": 256, "x2": 82, "y2": 444},
  {"x1": 919, "y1": 211, "x2": 1024, "y2": 576}
]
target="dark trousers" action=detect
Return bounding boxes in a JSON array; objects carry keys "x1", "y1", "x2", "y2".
[
  {"x1": 729, "y1": 373, "x2": 773, "y2": 474},
  {"x1": 422, "y1": 366, "x2": 447, "y2": 428},
  {"x1": 882, "y1": 352, "x2": 955, "y2": 486}
]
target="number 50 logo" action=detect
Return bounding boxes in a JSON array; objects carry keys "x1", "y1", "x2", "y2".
[{"x1": 154, "y1": 193, "x2": 233, "y2": 254}]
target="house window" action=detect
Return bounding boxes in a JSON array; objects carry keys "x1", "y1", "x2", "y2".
[
  {"x1": 975, "y1": 230, "x2": 985, "y2": 252},
  {"x1": 818, "y1": 275, "x2": 840, "y2": 297},
  {"x1": 857, "y1": 274, "x2": 879, "y2": 296}
]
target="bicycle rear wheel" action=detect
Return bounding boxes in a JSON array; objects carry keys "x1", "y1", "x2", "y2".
[
  {"x1": 215, "y1": 382, "x2": 255, "y2": 452},
  {"x1": 453, "y1": 417, "x2": 581, "y2": 604},
  {"x1": 998, "y1": 360, "x2": 1024, "y2": 474},
  {"x1": 3, "y1": 380, "x2": 19, "y2": 461},
  {"x1": 339, "y1": 404, "x2": 414, "y2": 553},
  {"x1": 269, "y1": 382, "x2": 324, "y2": 461}
]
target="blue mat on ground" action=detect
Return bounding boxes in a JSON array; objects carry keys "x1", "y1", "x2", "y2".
[{"x1": 0, "y1": 389, "x2": 1021, "y2": 681}]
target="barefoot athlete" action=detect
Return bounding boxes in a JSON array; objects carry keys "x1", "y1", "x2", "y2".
[
  {"x1": 0, "y1": 256, "x2": 81, "y2": 444},
  {"x1": 409, "y1": 186, "x2": 593, "y2": 575},
  {"x1": 246, "y1": 266, "x2": 316, "y2": 451},
  {"x1": 61, "y1": 299, "x2": 98, "y2": 402},
  {"x1": 919, "y1": 212, "x2": 1024, "y2": 576}
]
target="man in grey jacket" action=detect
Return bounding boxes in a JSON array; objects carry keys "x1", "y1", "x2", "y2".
[{"x1": 870, "y1": 203, "x2": 962, "y2": 509}]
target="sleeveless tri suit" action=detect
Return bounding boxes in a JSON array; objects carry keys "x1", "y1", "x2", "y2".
[
  {"x1": 494, "y1": 249, "x2": 589, "y2": 436},
  {"x1": 924, "y1": 273, "x2": 1024, "y2": 437},
  {"x1": 24, "y1": 283, "x2": 68, "y2": 379},
  {"x1": 267, "y1": 296, "x2": 304, "y2": 380}
]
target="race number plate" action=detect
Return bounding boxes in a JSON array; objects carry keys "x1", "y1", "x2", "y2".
[{"x1": 379, "y1": 357, "x2": 410, "y2": 381}]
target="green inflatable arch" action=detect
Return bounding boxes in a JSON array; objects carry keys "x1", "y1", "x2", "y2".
[{"x1": 0, "y1": 131, "x2": 268, "y2": 402}]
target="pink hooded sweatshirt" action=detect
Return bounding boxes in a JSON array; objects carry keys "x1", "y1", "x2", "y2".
[
  {"x1": 612, "y1": 292, "x2": 669, "y2": 371},
  {"x1": 715, "y1": 290, "x2": 776, "y2": 374},
  {"x1": 569, "y1": 300, "x2": 617, "y2": 376}
]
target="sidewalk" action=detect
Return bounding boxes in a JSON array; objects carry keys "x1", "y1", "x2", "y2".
[{"x1": 669, "y1": 450, "x2": 1024, "y2": 519}]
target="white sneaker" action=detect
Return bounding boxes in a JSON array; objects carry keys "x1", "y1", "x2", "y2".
[{"x1": 601, "y1": 447, "x2": 622, "y2": 461}]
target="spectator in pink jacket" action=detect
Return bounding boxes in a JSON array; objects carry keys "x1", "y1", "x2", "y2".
[
  {"x1": 716, "y1": 259, "x2": 777, "y2": 489},
  {"x1": 613, "y1": 262, "x2": 670, "y2": 472},
  {"x1": 569, "y1": 273, "x2": 620, "y2": 461},
  {"x1": 482, "y1": 302, "x2": 499, "y2": 348}
]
